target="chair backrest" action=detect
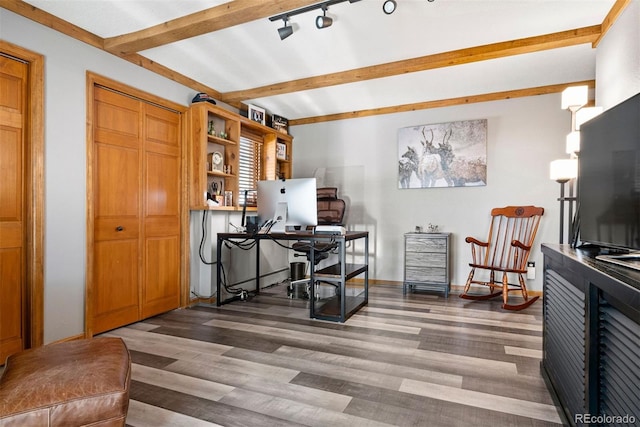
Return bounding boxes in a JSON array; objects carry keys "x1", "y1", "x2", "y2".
[
  {"x1": 483, "y1": 206, "x2": 544, "y2": 272},
  {"x1": 316, "y1": 187, "x2": 346, "y2": 225}
]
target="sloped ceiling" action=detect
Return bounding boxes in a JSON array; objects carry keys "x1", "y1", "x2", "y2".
[{"x1": 3, "y1": 0, "x2": 630, "y2": 124}]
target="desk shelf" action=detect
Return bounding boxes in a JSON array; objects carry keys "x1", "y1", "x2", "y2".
[
  {"x1": 315, "y1": 263, "x2": 368, "y2": 281},
  {"x1": 310, "y1": 233, "x2": 369, "y2": 322},
  {"x1": 312, "y1": 294, "x2": 366, "y2": 319}
]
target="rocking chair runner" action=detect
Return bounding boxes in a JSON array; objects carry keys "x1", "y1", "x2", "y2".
[{"x1": 460, "y1": 205, "x2": 544, "y2": 310}]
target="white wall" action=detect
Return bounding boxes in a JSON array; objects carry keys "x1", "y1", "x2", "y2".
[
  {"x1": 189, "y1": 210, "x2": 290, "y2": 301},
  {"x1": 291, "y1": 94, "x2": 570, "y2": 292},
  {"x1": 595, "y1": 0, "x2": 640, "y2": 108},
  {"x1": 1, "y1": 9, "x2": 195, "y2": 343}
]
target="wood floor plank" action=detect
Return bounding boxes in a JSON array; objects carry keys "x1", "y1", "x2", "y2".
[
  {"x1": 132, "y1": 364, "x2": 235, "y2": 401},
  {"x1": 344, "y1": 396, "x2": 558, "y2": 427},
  {"x1": 505, "y1": 345, "x2": 544, "y2": 358},
  {"x1": 166, "y1": 359, "x2": 353, "y2": 412},
  {"x1": 129, "y1": 381, "x2": 303, "y2": 427},
  {"x1": 222, "y1": 346, "x2": 406, "y2": 391},
  {"x1": 201, "y1": 318, "x2": 422, "y2": 350},
  {"x1": 105, "y1": 326, "x2": 233, "y2": 355},
  {"x1": 218, "y1": 388, "x2": 395, "y2": 427},
  {"x1": 341, "y1": 318, "x2": 423, "y2": 334},
  {"x1": 292, "y1": 372, "x2": 557, "y2": 427},
  {"x1": 128, "y1": 350, "x2": 177, "y2": 369},
  {"x1": 461, "y1": 374, "x2": 554, "y2": 405},
  {"x1": 400, "y1": 378, "x2": 561, "y2": 423},
  {"x1": 362, "y1": 306, "x2": 542, "y2": 332},
  {"x1": 273, "y1": 345, "x2": 464, "y2": 388},
  {"x1": 369, "y1": 297, "x2": 541, "y2": 324},
  {"x1": 127, "y1": 400, "x2": 223, "y2": 427},
  {"x1": 349, "y1": 313, "x2": 543, "y2": 345},
  {"x1": 202, "y1": 308, "x2": 421, "y2": 344}
]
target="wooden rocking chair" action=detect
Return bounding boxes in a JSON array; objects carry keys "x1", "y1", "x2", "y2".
[{"x1": 460, "y1": 206, "x2": 544, "y2": 310}]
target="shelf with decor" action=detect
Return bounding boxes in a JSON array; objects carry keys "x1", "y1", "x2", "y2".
[
  {"x1": 188, "y1": 102, "x2": 293, "y2": 210},
  {"x1": 263, "y1": 132, "x2": 293, "y2": 180}
]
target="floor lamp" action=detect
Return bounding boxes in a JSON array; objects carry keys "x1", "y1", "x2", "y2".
[
  {"x1": 550, "y1": 159, "x2": 577, "y2": 244},
  {"x1": 555, "y1": 85, "x2": 604, "y2": 245}
]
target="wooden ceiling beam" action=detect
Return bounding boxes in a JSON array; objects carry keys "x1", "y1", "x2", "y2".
[
  {"x1": 289, "y1": 80, "x2": 597, "y2": 125},
  {"x1": 103, "y1": 0, "x2": 321, "y2": 55},
  {"x1": 593, "y1": 0, "x2": 632, "y2": 47},
  {"x1": 220, "y1": 26, "x2": 601, "y2": 104}
]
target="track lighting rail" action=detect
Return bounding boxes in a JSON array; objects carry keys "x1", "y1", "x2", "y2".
[{"x1": 268, "y1": 0, "x2": 361, "y2": 23}]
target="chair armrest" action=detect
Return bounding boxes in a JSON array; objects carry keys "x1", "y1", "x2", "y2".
[
  {"x1": 465, "y1": 237, "x2": 488, "y2": 247},
  {"x1": 511, "y1": 240, "x2": 531, "y2": 251}
]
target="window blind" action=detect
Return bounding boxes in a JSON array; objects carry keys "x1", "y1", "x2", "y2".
[{"x1": 238, "y1": 135, "x2": 261, "y2": 206}]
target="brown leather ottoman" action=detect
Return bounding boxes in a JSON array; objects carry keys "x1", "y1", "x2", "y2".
[{"x1": 0, "y1": 337, "x2": 131, "y2": 426}]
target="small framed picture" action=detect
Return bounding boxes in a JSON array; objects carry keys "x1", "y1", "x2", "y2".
[
  {"x1": 248, "y1": 104, "x2": 266, "y2": 125},
  {"x1": 271, "y1": 114, "x2": 289, "y2": 134},
  {"x1": 276, "y1": 142, "x2": 287, "y2": 160}
]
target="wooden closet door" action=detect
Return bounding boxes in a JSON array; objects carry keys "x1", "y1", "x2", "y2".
[
  {"x1": 91, "y1": 85, "x2": 182, "y2": 334},
  {"x1": 92, "y1": 87, "x2": 142, "y2": 334},
  {"x1": 0, "y1": 56, "x2": 27, "y2": 360},
  {"x1": 141, "y1": 103, "x2": 181, "y2": 318}
]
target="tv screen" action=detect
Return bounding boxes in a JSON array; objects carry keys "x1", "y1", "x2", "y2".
[{"x1": 579, "y1": 92, "x2": 640, "y2": 252}]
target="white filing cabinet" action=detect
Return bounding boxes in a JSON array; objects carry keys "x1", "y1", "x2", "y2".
[{"x1": 403, "y1": 232, "x2": 451, "y2": 297}]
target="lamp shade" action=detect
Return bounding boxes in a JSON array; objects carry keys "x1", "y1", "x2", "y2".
[
  {"x1": 575, "y1": 106, "x2": 603, "y2": 129},
  {"x1": 566, "y1": 131, "x2": 580, "y2": 154},
  {"x1": 561, "y1": 86, "x2": 588, "y2": 110},
  {"x1": 278, "y1": 24, "x2": 294, "y2": 39},
  {"x1": 550, "y1": 159, "x2": 578, "y2": 182}
]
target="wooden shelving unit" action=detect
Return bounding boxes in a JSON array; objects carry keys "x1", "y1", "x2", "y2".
[{"x1": 187, "y1": 102, "x2": 293, "y2": 210}]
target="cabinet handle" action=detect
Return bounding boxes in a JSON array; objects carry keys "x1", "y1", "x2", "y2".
[{"x1": 116, "y1": 226, "x2": 124, "y2": 232}]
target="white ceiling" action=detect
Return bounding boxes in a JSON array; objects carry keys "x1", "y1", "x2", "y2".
[{"x1": 21, "y1": 0, "x2": 616, "y2": 121}]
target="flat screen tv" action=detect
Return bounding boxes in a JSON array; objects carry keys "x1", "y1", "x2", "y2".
[{"x1": 578, "y1": 91, "x2": 640, "y2": 267}]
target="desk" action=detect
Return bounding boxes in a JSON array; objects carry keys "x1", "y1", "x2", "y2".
[{"x1": 216, "y1": 231, "x2": 369, "y2": 322}]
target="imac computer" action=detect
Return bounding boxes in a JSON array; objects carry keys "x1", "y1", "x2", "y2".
[{"x1": 257, "y1": 178, "x2": 318, "y2": 233}]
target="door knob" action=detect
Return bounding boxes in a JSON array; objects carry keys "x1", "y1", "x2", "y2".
[{"x1": 116, "y1": 226, "x2": 124, "y2": 232}]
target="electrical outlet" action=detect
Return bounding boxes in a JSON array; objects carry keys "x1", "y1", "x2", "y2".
[{"x1": 526, "y1": 261, "x2": 536, "y2": 280}]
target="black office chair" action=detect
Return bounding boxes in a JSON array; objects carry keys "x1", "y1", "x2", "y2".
[
  {"x1": 292, "y1": 187, "x2": 346, "y2": 264},
  {"x1": 289, "y1": 187, "x2": 346, "y2": 299}
]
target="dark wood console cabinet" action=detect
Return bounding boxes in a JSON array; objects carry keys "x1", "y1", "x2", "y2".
[{"x1": 541, "y1": 244, "x2": 639, "y2": 427}]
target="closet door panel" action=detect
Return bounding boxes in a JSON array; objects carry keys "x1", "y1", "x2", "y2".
[
  {"x1": 0, "y1": 56, "x2": 27, "y2": 360},
  {"x1": 93, "y1": 239, "x2": 139, "y2": 333},
  {"x1": 142, "y1": 235, "x2": 180, "y2": 318},
  {"x1": 92, "y1": 87, "x2": 142, "y2": 334},
  {"x1": 94, "y1": 144, "x2": 139, "y2": 218},
  {"x1": 141, "y1": 103, "x2": 181, "y2": 318}
]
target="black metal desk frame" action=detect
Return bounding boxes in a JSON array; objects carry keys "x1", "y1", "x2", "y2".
[{"x1": 216, "y1": 231, "x2": 369, "y2": 322}]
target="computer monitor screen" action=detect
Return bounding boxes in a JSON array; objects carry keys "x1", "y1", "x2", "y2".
[{"x1": 257, "y1": 178, "x2": 318, "y2": 232}]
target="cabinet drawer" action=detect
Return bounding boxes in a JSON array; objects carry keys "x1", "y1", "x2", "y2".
[
  {"x1": 405, "y1": 237, "x2": 447, "y2": 253},
  {"x1": 405, "y1": 252, "x2": 446, "y2": 267},
  {"x1": 406, "y1": 266, "x2": 447, "y2": 282}
]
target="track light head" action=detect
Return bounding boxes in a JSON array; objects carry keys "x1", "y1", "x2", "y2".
[
  {"x1": 383, "y1": 0, "x2": 397, "y2": 14},
  {"x1": 278, "y1": 17, "x2": 293, "y2": 40},
  {"x1": 316, "y1": 7, "x2": 333, "y2": 29}
]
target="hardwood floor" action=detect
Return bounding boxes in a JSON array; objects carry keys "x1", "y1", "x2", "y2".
[{"x1": 100, "y1": 284, "x2": 562, "y2": 427}]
